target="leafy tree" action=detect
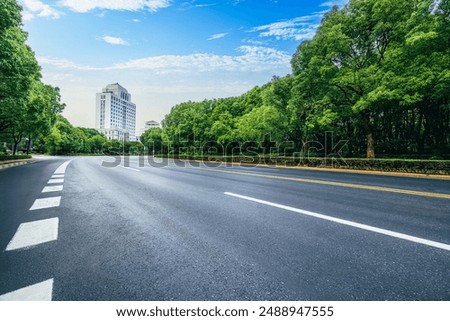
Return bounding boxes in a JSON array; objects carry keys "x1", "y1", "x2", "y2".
[
  {"x1": 87, "y1": 135, "x2": 108, "y2": 154},
  {"x1": 44, "y1": 126, "x2": 63, "y2": 155},
  {"x1": 140, "y1": 128, "x2": 163, "y2": 154},
  {"x1": 235, "y1": 105, "x2": 287, "y2": 144},
  {"x1": 21, "y1": 81, "x2": 65, "y2": 153},
  {"x1": 208, "y1": 112, "x2": 235, "y2": 144},
  {"x1": 288, "y1": 0, "x2": 449, "y2": 158},
  {"x1": 0, "y1": 0, "x2": 40, "y2": 136}
]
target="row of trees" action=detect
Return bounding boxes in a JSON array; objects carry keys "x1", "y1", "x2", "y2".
[
  {"x1": 42, "y1": 115, "x2": 107, "y2": 155},
  {"x1": 43, "y1": 114, "x2": 146, "y2": 155},
  {"x1": 143, "y1": 0, "x2": 449, "y2": 159},
  {"x1": 0, "y1": 0, "x2": 65, "y2": 155}
]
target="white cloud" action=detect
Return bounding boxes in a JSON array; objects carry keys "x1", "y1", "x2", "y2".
[
  {"x1": 249, "y1": 15, "x2": 321, "y2": 42},
  {"x1": 232, "y1": 0, "x2": 244, "y2": 5},
  {"x1": 320, "y1": 0, "x2": 349, "y2": 8},
  {"x1": 133, "y1": 18, "x2": 141, "y2": 22},
  {"x1": 37, "y1": 56, "x2": 100, "y2": 70},
  {"x1": 208, "y1": 33, "x2": 228, "y2": 41},
  {"x1": 241, "y1": 38, "x2": 264, "y2": 46},
  {"x1": 101, "y1": 36, "x2": 130, "y2": 46},
  {"x1": 110, "y1": 46, "x2": 291, "y2": 73},
  {"x1": 38, "y1": 46, "x2": 290, "y2": 74},
  {"x1": 22, "y1": 11, "x2": 35, "y2": 21},
  {"x1": 58, "y1": 0, "x2": 172, "y2": 13},
  {"x1": 195, "y1": 3, "x2": 216, "y2": 8},
  {"x1": 21, "y1": 0, "x2": 63, "y2": 20}
]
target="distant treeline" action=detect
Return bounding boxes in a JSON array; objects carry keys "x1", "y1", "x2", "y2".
[{"x1": 141, "y1": 0, "x2": 450, "y2": 159}]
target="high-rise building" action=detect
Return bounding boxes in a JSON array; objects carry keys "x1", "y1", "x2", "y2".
[
  {"x1": 145, "y1": 120, "x2": 161, "y2": 130},
  {"x1": 95, "y1": 83, "x2": 137, "y2": 141},
  {"x1": 136, "y1": 121, "x2": 161, "y2": 142}
]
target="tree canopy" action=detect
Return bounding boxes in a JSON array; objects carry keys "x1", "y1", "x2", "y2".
[{"x1": 0, "y1": 0, "x2": 65, "y2": 154}]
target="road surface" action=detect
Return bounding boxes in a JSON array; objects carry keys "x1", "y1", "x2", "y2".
[{"x1": 0, "y1": 156, "x2": 449, "y2": 300}]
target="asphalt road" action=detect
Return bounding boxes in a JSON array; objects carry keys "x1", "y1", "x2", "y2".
[{"x1": 0, "y1": 156, "x2": 449, "y2": 300}]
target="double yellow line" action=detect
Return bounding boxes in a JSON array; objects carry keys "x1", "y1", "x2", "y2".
[{"x1": 188, "y1": 167, "x2": 450, "y2": 200}]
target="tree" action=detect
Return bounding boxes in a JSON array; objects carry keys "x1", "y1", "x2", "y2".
[
  {"x1": 0, "y1": 0, "x2": 40, "y2": 136},
  {"x1": 21, "y1": 81, "x2": 65, "y2": 153},
  {"x1": 140, "y1": 128, "x2": 163, "y2": 154},
  {"x1": 235, "y1": 105, "x2": 287, "y2": 145},
  {"x1": 87, "y1": 135, "x2": 108, "y2": 154},
  {"x1": 380, "y1": 0, "x2": 450, "y2": 154},
  {"x1": 290, "y1": 0, "x2": 422, "y2": 158}
]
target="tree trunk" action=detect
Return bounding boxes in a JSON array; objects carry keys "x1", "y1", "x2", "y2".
[
  {"x1": 12, "y1": 130, "x2": 22, "y2": 156},
  {"x1": 26, "y1": 134, "x2": 32, "y2": 154},
  {"x1": 416, "y1": 107, "x2": 425, "y2": 154},
  {"x1": 12, "y1": 140, "x2": 20, "y2": 155},
  {"x1": 363, "y1": 112, "x2": 375, "y2": 159},
  {"x1": 301, "y1": 139, "x2": 309, "y2": 159},
  {"x1": 366, "y1": 132, "x2": 375, "y2": 159}
]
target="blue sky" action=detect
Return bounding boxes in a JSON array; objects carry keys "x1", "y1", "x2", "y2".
[{"x1": 19, "y1": 0, "x2": 348, "y2": 130}]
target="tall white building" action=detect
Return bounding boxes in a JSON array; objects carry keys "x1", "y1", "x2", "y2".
[
  {"x1": 136, "y1": 120, "x2": 161, "y2": 141},
  {"x1": 95, "y1": 83, "x2": 137, "y2": 141},
  {"x1": 145, "y1": 120, "x2": 161, "y2": 130}
]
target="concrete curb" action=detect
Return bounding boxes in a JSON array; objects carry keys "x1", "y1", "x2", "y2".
[{"x1": 0, "y1": 159, "x2": 36, "y2": 170}]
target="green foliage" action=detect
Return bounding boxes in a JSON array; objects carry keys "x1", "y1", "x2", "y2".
[
  {"x1": 0, "y1": 0, "x2": 65, "y2": 155},
  {"x1": 157, "y1": 0, "x2": 449, "y2": 160},
  {"x1": 140, "y1": 128, "x2": 163, "y2": 153},
  {"x1": 0, "y1": 0, "x2": 22, "y2": 31},
  {"x1": 288, "y1": 0, "x2": 449, "y2": 158},
  {"x1": 235, "y1": 105, "x2": 287, "y2": 142},
  {"x1": 42, "y1": 115, "x2": 108, "y2": 155}
]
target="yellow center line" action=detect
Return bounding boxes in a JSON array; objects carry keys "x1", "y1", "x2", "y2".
[{"x1": 186, "y1": 166, "x2": 450, "y2": 200}]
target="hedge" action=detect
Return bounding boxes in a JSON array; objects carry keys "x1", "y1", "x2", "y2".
[
  {"x1": 169, "y1": 155, "x2": 450, "y2": 175},
  {"x1": 0, "y1": 155, "x2": 32, "y2": 162}
]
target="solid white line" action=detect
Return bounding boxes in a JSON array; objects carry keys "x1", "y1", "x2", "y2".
[
  {"x1": 42, "y1": 185, "x2": 63, "y2": 193},
  {"x1": 51, "y1": 174, "x2": 64, "y2": 178},
  {"x1": 224, "y1": 192, "x2": 450, "y2": 252},
  {"x1": 29, "y1": 196, "x2": 61, "y2": 210},
  {"x1": 5, "y1": 218, "x2": 59, "y2": 251},
  {"x1": 0, "y1": 279, "x2": 53, "y2": 301},
  {"x1": 54, "y1": 160, "x2": 72, "y2": 175},
  {"x1": 118, "y1": 165, "x2": 140, "y2": 172},
  {"x1": 48, "y1": 178, "x2": 64, "y2": 184}
]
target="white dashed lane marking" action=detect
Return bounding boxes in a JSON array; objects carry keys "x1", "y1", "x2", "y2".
[
  {"x1": 42, "y1": 185, "x2": 64, "y2": 193},
  {"x1": 5, "y1": 218, "x2": 59, "y2": 251},
  {"x1": 1, "y1": 160, "x2": 73, "y2": 301},
  {"x1": 54, "y1": 160, "x2": 72, "y2": 175},
  {"x1": 30, "y1": 196, "x2": 61, "y2": 211},
  {"x1": 0, "y1": 279, "x2": 53, "y2": 301}
]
